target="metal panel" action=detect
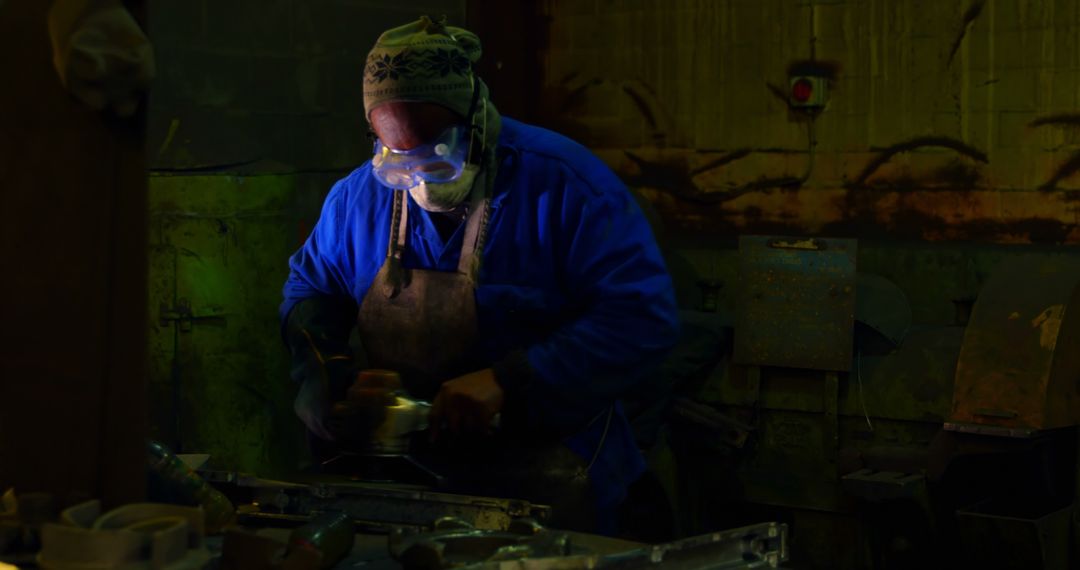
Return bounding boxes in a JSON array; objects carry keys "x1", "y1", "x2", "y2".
[
  {"x1": 949, "y1": 256, "x2": 1080, "y2": 432},
  {"x1": 148, "y1": 174, "x2": 306, "y2": 474},
  {"x1": 734, "y1": 236, "x2": 857, "y2": 371}
]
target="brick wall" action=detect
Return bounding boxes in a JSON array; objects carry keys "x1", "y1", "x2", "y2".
[{"x1": 533, "y1": 0, "x2": 1080, "y2": 244}]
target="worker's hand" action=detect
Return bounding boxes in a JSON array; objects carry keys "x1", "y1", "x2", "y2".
[
  {"x1": 430, "y1": 368, "x2": 504, "y2": 441},
  {"x1": 294, "y1": 375, "x2": 334, "y2": 440}
]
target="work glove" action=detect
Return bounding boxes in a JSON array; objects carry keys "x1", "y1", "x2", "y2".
[
  {"x1": 284, "y1": 296, "x2": 358, "y2": 440},
  {"x1": 293, "y1": 357, "x2": 355, "y2": 440}
]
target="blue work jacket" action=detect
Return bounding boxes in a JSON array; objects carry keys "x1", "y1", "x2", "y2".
[{"x1": 281, "y1": 117, "x2": 680, "y2": 513}]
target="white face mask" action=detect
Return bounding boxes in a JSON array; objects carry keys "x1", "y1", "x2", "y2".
[{"x1": 408, "y1": 164, "x2": 480, "y2": 212}]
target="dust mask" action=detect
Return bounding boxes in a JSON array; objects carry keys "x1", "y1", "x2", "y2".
[{"x1": 409, "y1": 164, "x2": 479, "y2": 213}]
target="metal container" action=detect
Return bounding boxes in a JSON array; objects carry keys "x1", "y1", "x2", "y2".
[{"x1": 956, "y1": 497, "x2": 1071, "y2": 570}]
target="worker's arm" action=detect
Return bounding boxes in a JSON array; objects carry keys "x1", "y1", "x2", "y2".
[
  {"x1": 281, "y1": 178, "x2": 355, "y2": 331},
  {"x1": 280, "y1": 180, "x2": 359, "y2": 438},
  {"x1": 493, "y1": 172, "x2": 680, "y2": 436}
]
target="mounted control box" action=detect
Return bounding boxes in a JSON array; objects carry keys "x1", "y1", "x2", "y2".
[{"x1": 789, "y1": 75, "x2": 828, "y2": 109}]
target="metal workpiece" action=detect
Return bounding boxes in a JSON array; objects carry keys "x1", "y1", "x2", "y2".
[
  {"x1": 950, "y1": 256, "x2": 1080, "y2": 433},
  {"x1": 329, "y1": 394, "x2": 432, "y2": 454},
  {"x1": 223, "y1": 475, "x2": 550, "y2": 532},
  {"x1": 328, "y1": 369, "x2": 428, "y2": 454},
  {"x1": 390, "y1": 519, "x2": 787, "y2": 570},
  {"x1": 328, "y1": 369, "x2": 496, "y2": 454}
]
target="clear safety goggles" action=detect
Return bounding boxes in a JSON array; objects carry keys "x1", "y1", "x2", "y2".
[{"x1": 371, "y1": 125, "x2": 470, "y2": 190}]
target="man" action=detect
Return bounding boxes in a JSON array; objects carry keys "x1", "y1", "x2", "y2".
[{"x1": 280, "y1": 16, "x2": 679, "y2": 533}]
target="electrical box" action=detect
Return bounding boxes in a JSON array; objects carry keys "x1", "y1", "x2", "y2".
[{"x1": 789, "y1": 75, "x2": 828, "y2": 109}]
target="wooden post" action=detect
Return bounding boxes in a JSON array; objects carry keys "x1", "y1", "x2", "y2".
[{"x1": 0, "y1": 0, "x2": 148, "y2": 509}]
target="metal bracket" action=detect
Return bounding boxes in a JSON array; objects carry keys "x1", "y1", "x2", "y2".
[
  {"x1": 841, "y1": 469, "x2": 926, "y2": 502},
  {"x1": 943, "y1": 422, "x2": 1038, "y2": 438}
]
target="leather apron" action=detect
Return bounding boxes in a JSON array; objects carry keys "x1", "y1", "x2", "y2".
[
  {"x1": 355, "y1": 186, "x2": 597, "y2": 531},
  {"x1": 357, "y1": 187, "x2": 486, "y2": 399}
]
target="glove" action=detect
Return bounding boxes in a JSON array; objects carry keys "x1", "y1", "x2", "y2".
[
  {"x1": 293, "y1": 375, "x2": 329, "y2": 439},
  {"x1": 285, "y1": 296, "x2": 358, "y2": 440}
]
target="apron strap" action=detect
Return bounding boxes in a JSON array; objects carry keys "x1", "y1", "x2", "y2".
[
  {"x1": 381, "y1": 190, "x2": 410, "y2": 298},
  {"x1": 382, "y1": 165, "x2": 495, "y2": 296},
  {"x1": 457, "y1": 196, "x2": 489, "y2": 279},
  {"x1": 457, "y1": 168, "x2": 492, "y2": 282},
  {"x1": 389, "y1": 190, "x2": 409, "y2": 260}
]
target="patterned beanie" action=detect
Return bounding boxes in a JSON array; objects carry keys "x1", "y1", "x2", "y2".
[{"x1": 362, "y1": 16, "x2": 482, "y2": 119}]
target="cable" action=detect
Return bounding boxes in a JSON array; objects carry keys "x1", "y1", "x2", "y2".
[
  {"x1": 856, "y1": 349, "x2": 874, "y2": 432},
  {"x1": 576, "y1": 406, "x2": 614, "y2": 480}
]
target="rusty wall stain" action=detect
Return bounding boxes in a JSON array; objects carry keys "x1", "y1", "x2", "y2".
[
  {"x1": 848, "y1": 137, "x2": 989, "y2": 189},
  {"x1": 635, "y1": 185, "x2": 1080, "y2": 245},
  {"x1": 529, "y1": 0, "x2": 1080, "y2": 245},
  {"x1": 1031, "y1": 305, "x2": 1064, "y2": 350}
]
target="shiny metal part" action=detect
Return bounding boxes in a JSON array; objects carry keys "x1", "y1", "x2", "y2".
[
  {"x1": 328, "y1": 370, "x2": 431, "y2": 454},
  {"x1": 371, "y1": 395, "x2": 431, "y2": 454},
  {"x1": 389, "y1": 519, "x2": 788, "y2": 570}
]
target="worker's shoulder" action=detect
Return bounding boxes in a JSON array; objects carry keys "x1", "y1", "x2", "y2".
[
  {"x1": 311, "y1": 163, "x2": 395, "y2": 224},
  {"x1": 324, "y1": 162, "x2": 391, "y2": 214},
  {"x1": 499, "y1": 118, "x2": 624, "y2": 196},
  {"x1": 332, "y1": 162, "x2": 376, "y2": 195}
]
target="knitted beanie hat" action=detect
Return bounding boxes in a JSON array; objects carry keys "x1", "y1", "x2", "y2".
[{"x1": 362, "y1": 15, "x2": 482, "y2": 119}]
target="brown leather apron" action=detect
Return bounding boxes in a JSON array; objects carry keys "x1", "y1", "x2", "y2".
[
  {"x1": 357, "y1": 187, "x2": 487, "y2": 400},
  {"x1": 354, "y1": 186, "x2": 597, "y2": 531}
]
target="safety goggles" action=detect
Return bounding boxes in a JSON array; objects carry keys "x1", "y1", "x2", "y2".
[{"x1": 371, "y1": 125, "x2": 470, "y2": 190}]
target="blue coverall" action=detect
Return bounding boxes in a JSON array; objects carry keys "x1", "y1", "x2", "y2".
[{"x1": 282, "y1": 117, "x2": 680, "y2": 527}]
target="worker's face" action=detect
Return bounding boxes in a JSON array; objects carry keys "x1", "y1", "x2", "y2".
[{"x1": 369, "y1": 102, "x2": 461, "y2": 151}]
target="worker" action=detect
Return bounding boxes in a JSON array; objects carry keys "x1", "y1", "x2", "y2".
[{"x1": 280, "y1": 16, "x2": 679, "y2": 534}]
